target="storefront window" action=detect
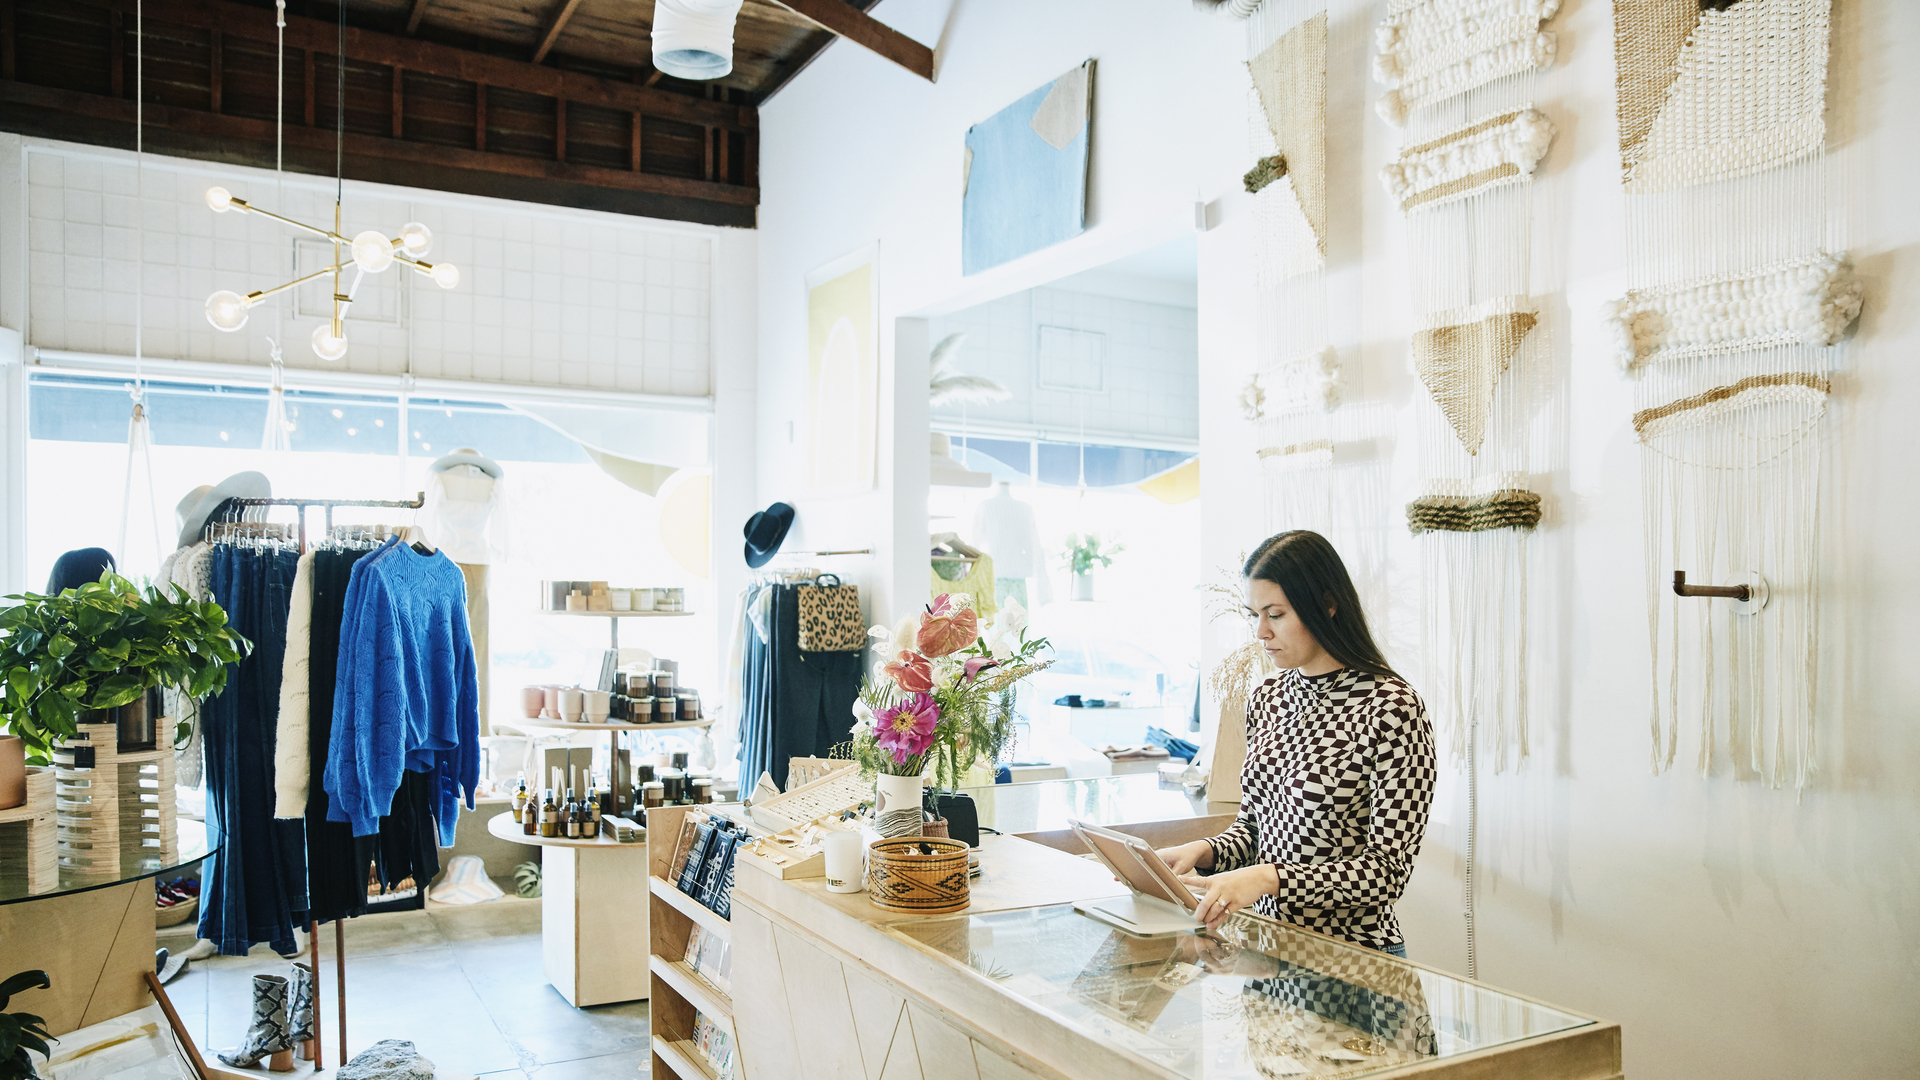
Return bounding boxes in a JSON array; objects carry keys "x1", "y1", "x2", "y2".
[{"x1": 26, "y1": 374, "x2": 717, "y2": 730}]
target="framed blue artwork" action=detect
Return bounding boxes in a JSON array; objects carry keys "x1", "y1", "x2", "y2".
[{"x1": 962, "y1": 61, "x2": 1094, "y2": 276}]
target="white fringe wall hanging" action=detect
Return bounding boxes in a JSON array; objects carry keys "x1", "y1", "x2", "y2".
[
  {"x1": 1372, "y1": 0, "x2": 1560, "y2": 126},
  {"x1": 1611, "y1": 0, "x2": 1853, "y2": 794},
  {"x1": 1374, "y1": 0, "x2": 1564, "y2": 982}
]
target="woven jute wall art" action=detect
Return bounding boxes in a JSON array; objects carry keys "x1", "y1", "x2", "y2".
[
  {"x1": 1373, "y1": 0, "x2": 1561, "y2": 126},
  {"x1": 1381, "y1": 108, "x2": 1556, "y2": 213},
  {"x1": 1614, "y1": 0, "x2": 1830, "y2": 193}
]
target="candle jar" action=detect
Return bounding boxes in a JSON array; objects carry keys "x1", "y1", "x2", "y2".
[
  {"x1": 642, "y1": 781, "x2": 665, "y2": 809},
  {"x1": 635, "y1": 696, "x2": 656, "y2": 722},
  {"x1": 692, "y1": 778, "x2": 714, "y2": 805},
  {"x1": 677, "y1": 694, "x2": 699, "y2": 721},
  {"x1": 651, "y1": 671, "x2": 674, "y2": 698},
  {"x1": 660, "y1": 769, "x2": 687, "y2": 804}
]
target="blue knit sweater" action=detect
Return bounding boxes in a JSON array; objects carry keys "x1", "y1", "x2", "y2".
[{"x1": 323, "y1": 538, "x2": 479, "y2": 846}]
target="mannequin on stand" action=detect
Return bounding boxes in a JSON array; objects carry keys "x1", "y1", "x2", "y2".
[
  {"x1": 424, "y1": 449, "x2": 507, "y2": 734},
  {"x1": 971, "y1": 481, "x2": 1051, "y2": 609}
]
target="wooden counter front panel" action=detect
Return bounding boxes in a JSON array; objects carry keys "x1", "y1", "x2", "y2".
[{"x1": 730, "y1": 900, "x2": 1057, "y2": 1080}]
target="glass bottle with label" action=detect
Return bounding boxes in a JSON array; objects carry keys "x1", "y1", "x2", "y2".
[
  {"x1": 522, "y1": 787, "x2": 538, "y2": 835},
  {"x1": 565, "y1": 788, "x2": 581, "y2": 838},
  {"x1": 540, "y1": 790, "x2": 559, "y2": 838},
  {"x1": 512, "y1": 772, "x2": 528, "y2": 823}
]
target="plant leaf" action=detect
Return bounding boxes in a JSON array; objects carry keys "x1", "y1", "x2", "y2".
[{"x1": 0, "y1": 969, "x2": 49, "y2": 1011}]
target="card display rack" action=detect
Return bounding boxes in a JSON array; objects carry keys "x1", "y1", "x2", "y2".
[
  {"x1": 649, "y1": 803, "x2": 746, "y2": 1080},
  {"x1": 51, "y1": 723, "x2": 177, "y2": 875}
]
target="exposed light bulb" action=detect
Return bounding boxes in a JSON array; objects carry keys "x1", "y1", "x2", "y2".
[
  {"x1": 430, "y1": 262, "x2": 460, "y2": 289},
  {"x1": 205, "y1": 290, "x2": 250, "y2": 331},
  {"x1": 311, "y1": 324, "x2": 349, "y2": 362},
  {"x1": 398, "y1": 222, "x2": 433, "y2": 257},
  {"x1": 351, "y1": 230, "x2": 396, "y2": 273},
  {"x1": 205, "y1": 186, "x2": 234, "y2": 212}
]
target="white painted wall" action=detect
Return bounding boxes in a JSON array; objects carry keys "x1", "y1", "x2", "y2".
[
  {"x1": 928, "y1": 285, "x2": 1199, "y2": 445},
  {"x1": 762, "y1": 1, "x2": 1920, "y2": 1078},
  {"x1": 754, "y1": 0, "x2": 1243, "y2": 627}
]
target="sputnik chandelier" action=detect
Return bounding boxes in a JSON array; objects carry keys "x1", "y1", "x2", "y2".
[{"x1": 201, "y1": 191, "x2": 458, "y2": 361}]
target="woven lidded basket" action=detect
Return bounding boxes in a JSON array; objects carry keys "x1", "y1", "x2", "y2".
[{"x1": 866, "y1": 836, "x2": 970, "y2": 914}]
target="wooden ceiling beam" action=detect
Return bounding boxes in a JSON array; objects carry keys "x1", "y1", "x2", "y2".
[
  {"x1": 530, "y1": 0, "x2": 585, "y2": 64},
  {"x1": 68, "y1": 0, "x2": 756, "y2": 130},
  {"x1": 405, "y1": 0, "x2": 432, "y2": 35},
  {"x1": 0, "y1": 80, "x2": 759, "y2": 209},
  {"x1": 763, "y1": 0, "x2": 932, "y2": 81}
]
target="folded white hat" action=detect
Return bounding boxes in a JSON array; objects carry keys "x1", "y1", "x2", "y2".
[{"x1": 429, "y1": 855, "x2": 505, "y2": 906}]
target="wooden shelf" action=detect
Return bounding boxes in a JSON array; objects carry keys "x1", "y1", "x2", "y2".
[
  {"x1": 511, "y1": 717, "x2": 715, "y2": 733},
  {"x1": 650, "y1": 876, "x2": 732, "y2": 943},
  {"x1": 484, "y1": 811, "x2": 641, "y2": 849},
  {"x1": 653, "y1": 1037, "x2": 719, "y2": 1080},
  {"x1": 541, "y1": 609, "x2": 696, "y2": 618},
  {"x1": 651, "y1": 955, "x2": 732, "y2": 1027}
]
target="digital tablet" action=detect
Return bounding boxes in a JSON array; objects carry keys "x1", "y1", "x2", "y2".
[{"x1": 1069, "y1": 818, "x2": 1202, "y2": 914}]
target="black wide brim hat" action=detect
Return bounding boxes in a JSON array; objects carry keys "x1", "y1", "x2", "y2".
[{"x1": 743, "y1": 502, "x2": 795, "y2": 568}]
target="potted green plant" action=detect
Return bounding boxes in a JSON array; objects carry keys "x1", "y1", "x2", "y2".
[
  {"x1": 0, "y1": 970, "x2": 52, "y2": 1080},
  {"x1": 1059, "y1": 533, "x2": 1123, "y2": 602},
  {"x1": 0, "y1": 575, "x2": 251, "y2": 766}
]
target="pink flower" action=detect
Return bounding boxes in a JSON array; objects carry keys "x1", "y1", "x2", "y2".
[
  {"x1": 884, "y1": 650, "x2": 934, "y2": 694},
  {"x1": 917, "y1": 594, "x2": 979, "y2": 658},
  {"x1": 874, "y1": 693, "x2": 940, "y2": 765},
  {"x1": 961, "y1": 656, "x2": 998, "y2": 684}
]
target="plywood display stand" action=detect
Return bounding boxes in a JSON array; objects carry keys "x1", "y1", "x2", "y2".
[
  {"x1": 52, "y1": 722, "x2": 177, "y2": 875},
  {"x1": 0, "y1": 765, "x2": 58, "y2": 894},
  {"x1": 648, "y1": 803, "x2": 746, "y2": 1080}
]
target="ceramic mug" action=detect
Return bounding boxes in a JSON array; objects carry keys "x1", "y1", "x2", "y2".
[
  {"x1": 521, "y1": 686, "x2": 545, "y2": 719},
  {"x1": 582, "y1": 690, "x2": 611, "y2": 722},
  {"x1": 542, "y1": 685, "x2": 563, "y2": 719}
]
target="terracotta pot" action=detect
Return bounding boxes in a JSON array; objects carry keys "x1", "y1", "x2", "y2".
[{"x1": 0, "y1": 734, "x2": 25, "y2": 810}]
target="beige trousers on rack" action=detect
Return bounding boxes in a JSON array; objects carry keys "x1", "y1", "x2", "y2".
[{"x1": 460, "y1": 563, "x2": 491, "y2": 735}]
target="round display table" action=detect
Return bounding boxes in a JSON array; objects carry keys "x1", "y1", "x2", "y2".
[
  {"x1": 0, "y1": 818, "x2": 212, "y2": 1036},
  {"x1": 487, "y1": 811, "x2": 649, "y2": 1007}
]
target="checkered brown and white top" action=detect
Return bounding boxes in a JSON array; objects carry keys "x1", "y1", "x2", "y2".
[{"x1": 1205, "y1": 667, "x2": 1437, "y2": 951}]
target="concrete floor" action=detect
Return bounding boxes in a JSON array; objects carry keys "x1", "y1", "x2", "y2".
[{"x1": 158, "y1": 893, "x2": 647, "y2": 1078}]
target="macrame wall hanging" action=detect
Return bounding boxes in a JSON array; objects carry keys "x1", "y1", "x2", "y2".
[
  {"x1": 1373, "y1": 0, "x2": 1561, "y2": 775},
  {"x1": 1373, "y1": 0, "x2": 1564, "y2": 981},
  {"x1": 1609, "y1": 0, "x2": 1858, "y2": 794}
]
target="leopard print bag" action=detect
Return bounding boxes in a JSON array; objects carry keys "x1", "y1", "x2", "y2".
[{"x1": 797, "y1": 574, "x2": 865, "y2": 652}]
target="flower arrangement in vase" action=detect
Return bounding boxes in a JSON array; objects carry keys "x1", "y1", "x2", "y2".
[{"x1": 840, "y1": 595, "x2": 1050, "y2": 838}]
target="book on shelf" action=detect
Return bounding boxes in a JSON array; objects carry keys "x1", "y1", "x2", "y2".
[
  {"x1": 666, "y1": 811, "x2": 709, "y2": 885},
  {"x1": 676, "y1": 817, "x2": 717, "y2": 895},
  {"x1": 694, "y1": 827, "x2": 739, "y2": 911},
  {"x1": 692, "y1": 1012, "x2": 735, "y2": 1080},
  {"x1": 682, "y1": 925, "x2": 732, "y2": 997}
]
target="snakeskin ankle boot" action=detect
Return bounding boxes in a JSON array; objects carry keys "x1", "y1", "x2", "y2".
[
  {"x1": 218, "y1": 973, "x2": 295, "y2": 1072},
  {"x1": 289, "y1": 962, "x2": 317, "y2": 1061}
]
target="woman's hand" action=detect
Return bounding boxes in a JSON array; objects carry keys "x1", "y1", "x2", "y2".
[
  {"x1": 1155, "y1": 840, "x2": 1215, "y2": 875},
  {"x1": 1180, "y1": 865, "x2": 1278, "y2": 931}
]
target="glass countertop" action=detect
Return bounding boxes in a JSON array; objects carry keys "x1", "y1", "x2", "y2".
[
  {"x1": 0, "y1": 818, "x2": 211, "y2": 906},
  {"x1": 957, "y1": 774, "x2": 1218, "y2": 836},
  {"x1": 888, "y1": 904, "x2": 1590, "y2": 1079}
]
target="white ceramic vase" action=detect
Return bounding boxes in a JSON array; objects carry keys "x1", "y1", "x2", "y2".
[
  {"x1": 873, "y1": 773, "x2": 924, "y2": 839},
  {"x1": 1071, "y1": 572, "x2": 1094, "y2": 601}
]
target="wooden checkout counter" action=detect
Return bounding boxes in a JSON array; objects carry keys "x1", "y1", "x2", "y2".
[{"x1": 646, "y1": 776, "x2": 1622, "y2": 1080}]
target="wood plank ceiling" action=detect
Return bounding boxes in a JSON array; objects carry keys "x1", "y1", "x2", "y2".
[{"x1": 0, "y1": 0, "x2": 893, "y2": 225}]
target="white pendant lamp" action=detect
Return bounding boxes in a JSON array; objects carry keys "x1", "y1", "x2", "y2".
[{"x1": 651, "y1": 0, "x2": 745, "y2": 80}]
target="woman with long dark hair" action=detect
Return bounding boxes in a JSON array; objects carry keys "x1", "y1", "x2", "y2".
[{"x1": 1156, "y1": 530, "x2": 1436, "y2": 957}]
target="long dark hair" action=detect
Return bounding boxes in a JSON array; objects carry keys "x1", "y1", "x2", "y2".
[{"x1": 1243, "y1": 531, "x2": 1401, "y2": 683}]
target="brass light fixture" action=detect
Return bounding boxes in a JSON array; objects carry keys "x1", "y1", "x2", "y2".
[{"x1": 201, "y1": 190, "x2": 458, "y2": 361}]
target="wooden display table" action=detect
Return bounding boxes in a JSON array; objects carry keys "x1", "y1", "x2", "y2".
[{"x1": 486, "y1": 811, "x2": 649, "y2": 1007}]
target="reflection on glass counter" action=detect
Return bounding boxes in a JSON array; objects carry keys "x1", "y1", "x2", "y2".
[
  {"x1": 957, "y1": 774, "x2": 1214, "y2": 836},
  {"x1": 888, "y1": 904, "x2": 1590, "y2": 1079}
]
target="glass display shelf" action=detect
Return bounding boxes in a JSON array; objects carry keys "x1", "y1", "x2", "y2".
[
  {"x1": 0, "y1": 818, "x2": 211, "y2": 907},
  {"x1": 887, "y1": 904, "x2": 1591, "y2": 1080}
]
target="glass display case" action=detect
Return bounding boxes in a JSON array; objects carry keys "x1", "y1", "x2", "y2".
[{"x1": 888, "y1": 904, "x2": 1592, "y2": 1079}]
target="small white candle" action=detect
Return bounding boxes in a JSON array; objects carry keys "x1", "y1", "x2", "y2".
[{"x1": 823, "y1": 831, "x2": 865, "y2": 894}]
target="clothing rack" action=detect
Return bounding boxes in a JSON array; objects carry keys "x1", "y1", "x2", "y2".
[{"x1": 215, "y1": 492, "x2": 426, "y2": 1070}]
